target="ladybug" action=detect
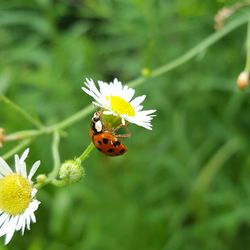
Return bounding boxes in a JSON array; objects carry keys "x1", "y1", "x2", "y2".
[{"x1": 90, "y1": 112, "x2": 128, "y2": 156}]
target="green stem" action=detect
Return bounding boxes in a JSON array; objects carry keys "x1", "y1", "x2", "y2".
[
  {"x1": 245, "y1": 18, "x2": 250, "y2": 71},
  {"x1": 77, "y1": 142, "x2": 95, "y2": 162},
  {"x1": 35, "y1": 132, "x2": 62, "y2": 189},
  {"x1": 191, "y1": 138, "x2": 240, "y2": 195},
  {"x1": 45, "y1": 105, "x2": 95, "y2": 132},
  {"x1": 128, "y1": 13, "x2": 250, "y2": 88},
  {"x1": 1, "y1": 139, "x2": 32, "y2": 160},
  {"x1": 5, "y1": 130, "x2": 43, "y2": 141},
  {"x1": 49, "y1": 131, "x2": 61, "y2": 179},
  {"x1": 0, "y1": 95, "x2": 43, "y2": 129},
  {"x1": 5, "y1": 105, "x2": 95, "y2": 140}
]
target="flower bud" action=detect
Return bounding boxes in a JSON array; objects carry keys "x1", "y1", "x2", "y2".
[
  {"x1": 141, "y1": 68, "x2": 151, "y2": 77},
  {"x1": 214, "y1": 7, "x2": 232, "y2": 30},
  {"x1": 0, "y1": 128, "x2": 5, "y2": 147},
  {"x1": 59, "y1": 159, "x2": 85, "y2": 184},
  {"x1": 36, "y1": 174, "x2": 47, "y2": 184},
  {"x1": 237, "y1": 71, "x2": 249, "y2": 90}
]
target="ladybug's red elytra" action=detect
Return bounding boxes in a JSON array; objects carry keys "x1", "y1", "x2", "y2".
[{"x1": 89, "y1": 112, "x2": 128, "y2": 156}]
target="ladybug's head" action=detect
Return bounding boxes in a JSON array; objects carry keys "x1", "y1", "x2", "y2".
[{"x1": 91, "y1": 112, "x2": 103, "y2": 133}]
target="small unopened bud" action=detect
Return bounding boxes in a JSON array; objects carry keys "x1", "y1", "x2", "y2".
[
  {"x1": 141, "y1": 68, "x2": 151, "y2": 77},
  {"x1": 36, "y1": 174, "x2": 47, "y2": 184},
  {"x1": 237, "y1": 71, "x2": 249, "y2": 90},
  {"x1": 59, "y1": 159, "x2": 85, "y2": 184},
  {"x1": 0, "y1": 128, "x2": 5, "y2": 147},
  {"x1": 214, "y1": 7, "x2": 233, "y2": 30}
]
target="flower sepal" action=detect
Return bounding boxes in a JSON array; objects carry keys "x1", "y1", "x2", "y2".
[{"x1": 100, "y1": 111, "x2": 129, "y2": 130}]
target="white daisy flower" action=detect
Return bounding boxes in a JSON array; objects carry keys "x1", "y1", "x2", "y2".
[
  {"x1": 82, "y1": 78, "x2": 156, "y2": 130},
  {"x1": 0, "y1": 148, "x2": 40, "y2": 244}
]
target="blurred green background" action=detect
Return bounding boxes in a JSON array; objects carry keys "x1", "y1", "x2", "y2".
[{"x1": 1, "y1": 0, "x2": 250, "y2": 249}]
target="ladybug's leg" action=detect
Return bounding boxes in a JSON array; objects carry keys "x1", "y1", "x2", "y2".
[
  {"x1": 114, "y1": 126, "x2": 131, "y2": 138},
  {"x1": 104, "y1": 124, "x2": 131, "y2": 138},
  {"x1": 115, "y1": 132, "x2": 131, "y2": 138},
  {"x1": 113, "y1": 124, "x2": 129, "y2": 132}
]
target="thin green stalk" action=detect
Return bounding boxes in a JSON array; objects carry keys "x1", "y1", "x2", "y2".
[
  {"x1": 5, "y1": 129, "x2": 44, "y2": 141},
  {"x1": 245, "y1": 18, "x2": 250, "y2": 71},
  {"x1": 45, "y1": 105, "x2": 95, "y2": 132},
  {"x1": 4, "y1": 105, "x2": 95, "y2": 140},
  {"x1": 166, "y1": 138, "x2": 240, "y2": 230},
  {"x1": 77, "y1": 142, "x2": 95, "y2": 162},
  {"x1": 128, "y1": 13, "x2": 250, "y2": 88},
  {"x1": 35, "y1": 131, "x2": 62, "y2": 189},
  {"x1": 2, "y1": 139, "x2": 32, "y2": 160},
  {"x1": 49, "y1": 131, "x2": 61, "y2": 179},
  {"x1": 0, "y1": 95, "x2": 43, "y2": 129},
  {"x1": 191, "y1": 138, "x2": 240, "y2": 195}
]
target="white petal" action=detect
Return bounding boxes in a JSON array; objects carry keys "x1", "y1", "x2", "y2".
[
  {"x1": 4, "y1": 216, "x2": 18, "y2": 245},
  {"x1": 92, "y1": 101, "x2": 104, "y2": 108},
  {"x1": 130, "y1": 95, "x2": 146, "y2": 108},
  {"x1": 135, "y1": 105, "x2": 143, "y2": 112},
  {"x1": 15, "y1": 155, "x2": 20, "y2": 174},
  {"x1": 0, "y1": 158, "x2": 13, "y2": 176},
  {"x1": 137, "y1": 109, "x2": 156, "y2": 116},
  {"x1": 125, "y1": 88, "x2": 135, "y2": 102},
  {"x1": 31, "y1": 189, "x2": 37, "y2": 198},
  {"x1": 21, "y1": 219, "x2": 26, "y2": 235},
  {"x1": 121, "y1": 118, "x2": 126, "y2": 125},
  {"x1": 20, "y1": 148, "x2": 29, "y2": 162},
  {"x1": 28, "y1": 200, "x2": 40, "y2": 213},
  {"x1": 83, "y1": 78, "x2": 103, "y2": 102},
  {"x1": 20, "y1": 162, "x2": 27, "y2": 178},
  {"x1": 102, "y1": 110, "x2": 113, "y2": 115},
  {"x1": 0, "y1": 215, "x2": 10, "y2": 237},
  {"x1": 99, "y1": 81, "x2": 110, "y2": 97},
  {"x1": 26, "y1": 215, "x2": 30, "y2": 230},
  {"x1": 30, "y1": 212, "x2": 36, "y2": 223},
  {"x1": 113, "y1": 78, "x2": 122, "y2": 91},
  {"x1": 16, "y1": 215, "x2": 24, "y2": 231},
  {"x1": 28, "y1": 161, "x2": 40, "y2": 181},
  {"x1": 0, "y1": 213, "x2": 9, "y2": 228},
  {"x1": 20, "y1": 211, "x2": 28, "y2": 234}
]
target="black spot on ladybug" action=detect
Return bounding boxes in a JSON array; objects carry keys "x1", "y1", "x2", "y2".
[
  {"x1": 98, "y1": 140, "x2": 102, "y2": 145},
  {"x1": 120, "y1": 149, "x2": 125, "y2": 154},
  {"x1": 103, "y1": 138, "x2": 109, "y2": 144},
  {"x1": 97, "y1": 148, "x2": 102, "y2": 152},
  {"x1": 113, "y1": 141, "x2": 121, "y2": 147},
  {"x1": 107, "y1": 148, "x2": 115, "y2": 153}
]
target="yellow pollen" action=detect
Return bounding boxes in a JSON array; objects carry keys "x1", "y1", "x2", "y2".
[
  {"x1": 0, "y1": 174, "x2": 32, "y2": 215},
  {"x1": 108, "y1": 96, "x2": 135, "y2": 116}
]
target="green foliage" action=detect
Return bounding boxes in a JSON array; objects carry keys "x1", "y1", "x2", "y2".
[{"x1": 1, "y1": 0, "x2": 250, "y2": 249}]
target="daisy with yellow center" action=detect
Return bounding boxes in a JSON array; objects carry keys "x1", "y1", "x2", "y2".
[
  {"x1": 0, "y1": 149, "x2": 40, "y2": 244},
  {"x1": 82, "y1": 78, "x2": 156, "y2": 130}
]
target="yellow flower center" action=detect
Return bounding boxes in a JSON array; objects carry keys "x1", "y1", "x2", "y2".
[
  {"x1": 108, "y1": 96, "x2": 135, "y2": 116},
  {"x1": 0, "y1": 174, "x2": 32, "y2": 215}
]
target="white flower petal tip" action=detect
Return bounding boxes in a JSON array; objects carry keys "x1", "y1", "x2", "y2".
[
  {"x1": 20, "y1": 148, "x2": 30, "y2": 162},
  {"x1": 0, "y1": 148, "x2": 41, "y2": 245},
  {"x1": 82, "y1": 78, "x2": 156, "y2": 130}
]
